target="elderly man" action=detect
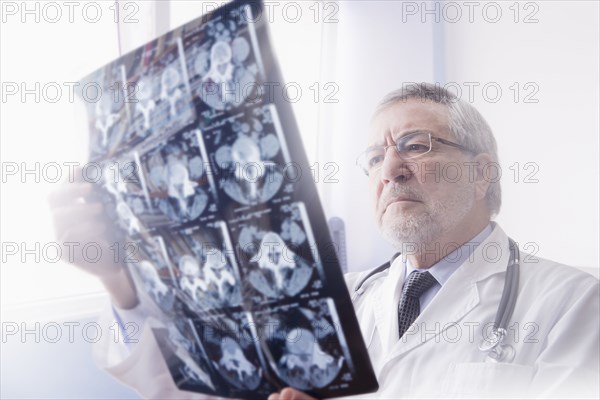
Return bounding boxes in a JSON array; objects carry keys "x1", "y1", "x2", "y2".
[
  {"x1": 51, "y1": 83, "x2": 598, "y2": 399},
  {"x1": 271, "y1": 84, "x2": 599, "y2": 399}
]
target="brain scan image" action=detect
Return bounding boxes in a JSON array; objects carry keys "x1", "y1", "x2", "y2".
[
  {"x1": 153, "y1": 319, "x2": 219, "y2": 395},
  {"x1": 177, "y1": 249, "x2": 241, "y2": 311},
  {"x1": 195, "y1": 313, "x2": 273, "y2": 395},
  {"x1": 162, "y1": 222, "x2": 242, "y2": 312},
  {"x1": 178, "y1": 254, "x2": 209, "y2": 300},
  {"x1": 123, "y1": 36, "x2": 195, "y2": 145},
  {"x1": 231, "y1": 202, "x2": 326, "y2": 304},
  {"x1": 183, "y1": 8, "x2": 264, "y2": 118},
  {"x1": 134, "y1": 260, "x2": 176, "y2": 313},
  {"x1": 139, "y1": 129, "x2": 217, "y2": 228},
  {"x1": 197, "y1": 38, "x2": 256, "y2": 111},
  {"x1": 160, "y1": 159, "x2": 209, "y2": 221},
  {"x1": 220, "y1": 135, "x2": 283, "y2": 205},
  {"x1": 203, "y1": 41, "x2": 233, "y2": 85},
  {"x1": 133, "y1": 76, "x2": 157, "y2": 135},
  {"x1": 99, "y1": 158, "x2": 155, "y2": 239},
  {"x1": 115, "y1": 200, "x2": 143, "y2": 236},
  {"x1": 217, "y1": 336, "x2": 260, "y2": 388},
  {"x1": 166, "y1": 320, "x2": 216, "y2": 391},
  {"x1": 255, "y1": 299, "x2": 352, "y2": 391},
  {"x1": 94, "y1": 96, "x2": 121, "y2": 150},
  {"x1": 200, "y1": 250, "x2": 238, "y2": 302},
  {"x1": 277, "y1": 328, "x2": 343, "y2": 390},
  {"x1": 83, "y1": 64, "x2": 129, "y2": 160},
  {"x1": 160, "y1": 65, "x2": 186, "y2": 118},
  {"x1": 248, "y1": 231, "x2": 312, "y2": 297},
  {"x1": 202, "y1": 105, "x2": 291, "y2": 208},
  {"x1": 126, "y1": 237, "x2": 182, "y2": 315},
  {"x1": 243, "y1": 229, "x2": 313, "y2": 299}
]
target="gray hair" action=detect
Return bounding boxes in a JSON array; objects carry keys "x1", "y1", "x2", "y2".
[{"x1": 374, "y1": 82, "x2": 501, "y2": 217}]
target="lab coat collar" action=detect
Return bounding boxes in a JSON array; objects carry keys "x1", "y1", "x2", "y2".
[
  {"x1": 374, "y1": 222, "x2": 511, "y2": 367},
  {"x1": 371, "y1": 250, "x2": 407, "y2": 357}
]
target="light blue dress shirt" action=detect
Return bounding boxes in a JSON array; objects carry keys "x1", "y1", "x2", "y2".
[{"x1": 404, "y1": 223, "x2": 493, "y2": 311}]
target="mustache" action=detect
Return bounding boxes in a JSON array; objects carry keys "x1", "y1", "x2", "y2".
[{"x1": 380, "y1": 185, "x2": 424, "y2": 206}]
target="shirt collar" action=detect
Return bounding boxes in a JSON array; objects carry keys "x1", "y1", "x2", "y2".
[{"x1": 404, "y1": 223, "x2": 494, "y2": 286}]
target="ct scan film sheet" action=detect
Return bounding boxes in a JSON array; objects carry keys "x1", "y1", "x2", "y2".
[{"x1": 78, "y1": 1, "x2": 377, "y2": 398}]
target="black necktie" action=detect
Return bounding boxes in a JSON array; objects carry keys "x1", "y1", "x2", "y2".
[{"x1": 398, "y1": 271, "x2": 438, "y2": 338}]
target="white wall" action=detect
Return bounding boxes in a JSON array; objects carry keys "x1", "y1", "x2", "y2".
[{"x1": 322, "y1": 0, "x2": 599, "y2": 271}]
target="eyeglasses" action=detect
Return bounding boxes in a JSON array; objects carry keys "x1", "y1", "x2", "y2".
[{"x1": 356, "y1": 131, "x2": 475, "y2": 176}]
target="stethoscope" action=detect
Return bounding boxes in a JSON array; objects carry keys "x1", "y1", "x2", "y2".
[{"x1": 351, "y1": 238, "x2": 520, "y2": 363}]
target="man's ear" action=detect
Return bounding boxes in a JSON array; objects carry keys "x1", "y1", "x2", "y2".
[{"x1": 471, "y1": 153, "x2": 494, "y2": 201}]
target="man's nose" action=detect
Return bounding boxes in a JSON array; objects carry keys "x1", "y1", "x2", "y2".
[{"x1": 379, "y1": 146, "x2": 414, "y2": 184}]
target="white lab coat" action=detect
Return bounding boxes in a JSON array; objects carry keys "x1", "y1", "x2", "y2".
[
  {"x1": 345, "y1": 224, "x2": 599, "y2": 399},
  {"x1": 95, "y1": 224, "x2": 599, "y2": 399}
]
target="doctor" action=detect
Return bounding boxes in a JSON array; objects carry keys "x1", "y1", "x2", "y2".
[
  {"x1": 270, "y1": 83, "x2": 599, "y2": 399},
  {"x1": 51, "y1": 83, "x2": 599, "y2": 399}
]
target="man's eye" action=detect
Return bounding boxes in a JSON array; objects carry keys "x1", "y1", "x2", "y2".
[
  {"x1": 368, "y1": 155, "x2": 384, "y2": 168},
  {"x1": 403, "y1": 143, "x2": 429, "y2": 152}
]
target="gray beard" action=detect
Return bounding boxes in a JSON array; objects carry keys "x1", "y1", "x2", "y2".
[
  {"x1": 379, "y1": 181, "x2": 475, "y2": 249},
  {"x1": 380, "y1": 211, "x2": 441, "y2": 247}
]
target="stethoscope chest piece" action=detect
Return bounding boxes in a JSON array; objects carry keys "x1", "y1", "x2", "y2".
[{"x1": 478, "y1": 327, "x2": 515, "y2": 363}]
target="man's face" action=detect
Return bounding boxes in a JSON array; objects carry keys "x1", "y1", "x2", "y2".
[{"x1": 368, "y1": 99, "x2": 479, "y2": 247}]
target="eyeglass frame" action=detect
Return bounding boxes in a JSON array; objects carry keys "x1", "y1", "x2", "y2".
[{"x1": 356, "y1": 130, "x2": 476, "y2": 176}]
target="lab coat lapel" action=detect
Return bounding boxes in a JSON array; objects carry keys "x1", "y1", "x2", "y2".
[
  {"x1": 388, "y1": 266, "x2": 481, "y2": 358},
  {"x1": 382, "y1": 224, "x2": 511, "y2": 361},
  {"x1": 371, "y1": 256, "x2": 406, "y2": 355}
]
